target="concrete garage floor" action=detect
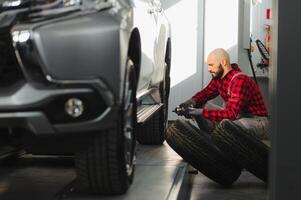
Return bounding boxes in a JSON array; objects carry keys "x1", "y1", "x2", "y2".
[
  {"x1": 0, "y1": 143, "x2": 190, "y2": 200},
  {"x1": 189, "y1": 171, "x2": 268, "y2": 200},
  {"x1": 0, "y1": 143, "x2": 267, "y2": 200}
]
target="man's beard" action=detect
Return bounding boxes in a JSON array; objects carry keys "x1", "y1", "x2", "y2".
[{"x1": 211, "y1": 64, "x2": 224, "y2": 80}]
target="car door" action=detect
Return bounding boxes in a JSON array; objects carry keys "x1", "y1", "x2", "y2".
[{"x1": 132, "y1": 0, "x2": 157, "y2": 93}]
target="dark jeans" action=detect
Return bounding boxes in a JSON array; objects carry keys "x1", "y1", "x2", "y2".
[{"x1": 194, "y1": 115, "x2": 214, "y2": 133}]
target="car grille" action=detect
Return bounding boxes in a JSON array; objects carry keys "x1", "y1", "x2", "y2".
[{"x1": 0, "y1": 31, "x2": 25, "y2": 94}]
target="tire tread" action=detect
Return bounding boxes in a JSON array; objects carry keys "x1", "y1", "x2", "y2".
[
  {"x1": 212, "y1": 120, "x2": 269, "y2": 182},
  {"x1": 166, "y1": 120, "x2": 241, "y2": 186}
]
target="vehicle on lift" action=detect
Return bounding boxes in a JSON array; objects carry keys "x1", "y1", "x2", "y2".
[{"x1": 0, "y1": 0, "x2": 171, "y2": 194}]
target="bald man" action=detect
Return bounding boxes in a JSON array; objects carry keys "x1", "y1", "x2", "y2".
[{"x1": 178, "y1": 48, "x2": 269, "y2": 139}]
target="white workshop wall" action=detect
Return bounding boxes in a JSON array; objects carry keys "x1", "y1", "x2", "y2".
[
  {"x1": 203, "y1": 0, "x2": 239, "y2": 86},
  {"x1": 250, "y1": 0, "x2": 272, "y2": 107},
  {"x1": 251, "y1": 0, "x2": 272, "y2": 77},
  {"x1": 162, "y1": 0, "x2": 249, "y2": 119},
  {"x1": 162, "y1": 0, "x2": 205, "y2": 120}
]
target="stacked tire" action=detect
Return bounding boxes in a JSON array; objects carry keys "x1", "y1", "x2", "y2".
[
  {"x1": 166, "y1": 120, "x2": 241, "y2": 186},
  {"x1": 211, "y1": 119, "x2": 270, "y2": 182}
]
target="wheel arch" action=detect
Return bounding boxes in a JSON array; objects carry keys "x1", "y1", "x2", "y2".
[{"x1": 127, "y1": 28, "x2": 141, "y2": 81}]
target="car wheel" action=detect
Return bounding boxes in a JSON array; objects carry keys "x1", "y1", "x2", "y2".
[
  {"x1": 75, "y1": 59, "x2": 137, "y2": 194},
  {"x1": 166, "y1": 120, "x2": 242, "y2": 186},
  {"x1": 212, "y1": 120, "x2": 269, "y2": 182},
  {"x1": 137, "y1": 62, "x2": 170, "y2": 145}
]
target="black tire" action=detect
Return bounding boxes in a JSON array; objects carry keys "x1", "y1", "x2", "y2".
[
  {"x1": 137, "y1": 62, "x2": 170, "y2": 145},
  {"x1": 75, "y1": 59, "x2": 137, "y2": 195},
  {"x1": 212, "y1": 119, "x2": 269, "y2": 182},
  {"x1": 166, "y1": 120, "x2": 242, "y2": 186}
]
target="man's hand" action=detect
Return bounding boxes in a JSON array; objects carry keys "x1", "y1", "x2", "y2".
[
  {"x1": 173, "y1": 106, "x2": 187, "y2": 116},
  {"x1": 179, "y1": 99, "x2": 196, "y2": 109},
  {"x1": 173, "y1": 106, "x2": 203, "y2": 119}
]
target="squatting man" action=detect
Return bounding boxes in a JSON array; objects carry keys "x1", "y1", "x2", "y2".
[{"x1": 175, "y1": 48, "x2": 269, "y2": 139}]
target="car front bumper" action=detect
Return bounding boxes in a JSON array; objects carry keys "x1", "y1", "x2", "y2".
[{"x1": 0, "y1": 80, "x2": 118, "y2": 136}]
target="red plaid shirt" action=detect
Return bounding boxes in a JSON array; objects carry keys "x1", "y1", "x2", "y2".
[{"x1": 192, "y1": 64, "x2": 268, "y2": 122}]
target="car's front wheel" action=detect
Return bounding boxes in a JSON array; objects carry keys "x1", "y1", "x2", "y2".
[{"x1": 75, "y1": 59, "x2": 137, "y2": 194}]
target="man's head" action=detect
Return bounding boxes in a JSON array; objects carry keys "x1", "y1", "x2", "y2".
[{"x1": 207, "y1": 48, "x2": 231, "y2": 79}]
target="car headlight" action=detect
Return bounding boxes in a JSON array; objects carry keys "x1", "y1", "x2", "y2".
[{"x1": 1, "y1": 0, "x2": 81, "y2": 11}]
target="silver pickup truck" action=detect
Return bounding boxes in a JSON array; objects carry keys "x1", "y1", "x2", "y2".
[{"x1": 0, "y1": 0, "x2": 171, "y2": 195}]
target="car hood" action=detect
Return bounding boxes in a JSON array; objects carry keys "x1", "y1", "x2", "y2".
[
  {"x1": 0, "y1": 0, "x2": 84, "y2": 29},
  {"x1": 0, "y1": 0, "x2": 112, "y2": 27}
]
